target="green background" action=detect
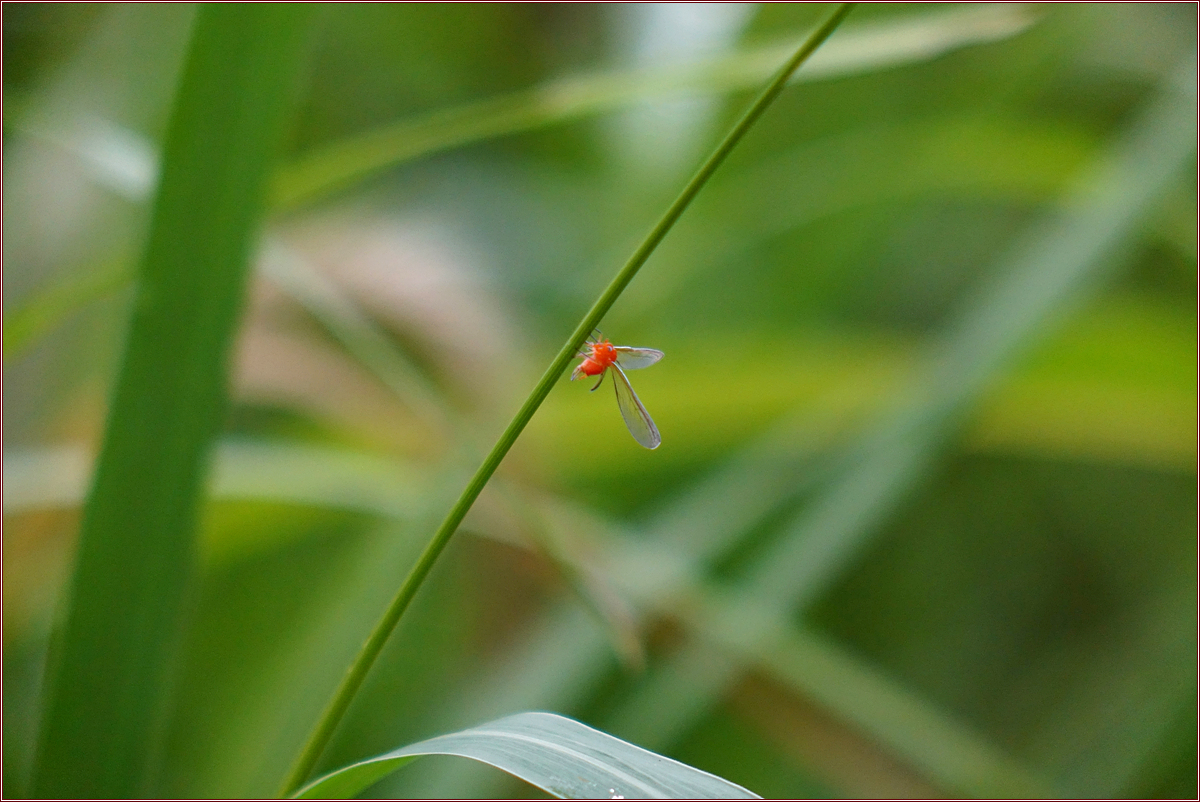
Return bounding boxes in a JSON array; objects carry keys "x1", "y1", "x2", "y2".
[{"x1": 4, "y1": 3, "x2": 1195, "y2": 798}]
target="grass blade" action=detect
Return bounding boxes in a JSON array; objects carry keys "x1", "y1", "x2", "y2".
[
  {"x1": 293, "y1": 712, "x2": 760, "y2": 799},
  {"x1": 29, "y1": 6, "x2": 313, "y2": 797}
]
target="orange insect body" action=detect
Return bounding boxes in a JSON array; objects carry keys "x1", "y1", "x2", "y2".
[{"x1": 576, "y1": 340, "x2": 618, "y2": 377}]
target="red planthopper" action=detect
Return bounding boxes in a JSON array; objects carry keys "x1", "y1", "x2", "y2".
[{"x1": 571, "y1": 335, "x2": 664, "y2": 449}]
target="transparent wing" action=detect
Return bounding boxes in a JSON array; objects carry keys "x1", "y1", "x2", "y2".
[
  {"x1": 614, "y1": 347, "x2": 664, "y2": 371},
  {"x1": 611, "y1": 364, "x2": 661, "y2": 450}
]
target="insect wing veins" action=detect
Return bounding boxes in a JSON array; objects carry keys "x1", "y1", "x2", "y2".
[
  {"x1": 611, "y1": 364, "x2": 661, "y2": 449},
  {"x1": 614, "y1": 347, "x2": 664, "y2": 371}
]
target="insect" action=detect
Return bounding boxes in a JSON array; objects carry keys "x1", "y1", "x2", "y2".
[{"x1": 571, "y1": 334, "x2": 664, "y2": 449}]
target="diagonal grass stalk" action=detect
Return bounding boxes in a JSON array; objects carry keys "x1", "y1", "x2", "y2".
[{"x1": 278, "y1": 4, "x2": 856, "y2": 795}]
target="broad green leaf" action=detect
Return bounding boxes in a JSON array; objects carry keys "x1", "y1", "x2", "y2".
[
  {"x1": 294, "y1": 712, "x2": 760, "y2": 799},
  {"x1": 28, "y1": 6, "x2": 314, "y2": 797}
]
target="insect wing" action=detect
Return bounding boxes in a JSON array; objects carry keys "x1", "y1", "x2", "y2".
[
  {"x1": 613, "y1": 347, "x2": 664, "y2": 371},
  {"x1": 611, "y1": 364, "x2": 661, "y2": 449}
]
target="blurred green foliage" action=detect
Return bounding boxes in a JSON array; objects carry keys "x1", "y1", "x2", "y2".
[{"x1": 3, "y1": 3, "x2": 1195, "y2": 799}]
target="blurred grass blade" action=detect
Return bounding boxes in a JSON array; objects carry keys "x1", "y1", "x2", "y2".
[
  {"x1": 601, "y1": 51, "x2": 1198, "y2": 756},
  {"x1": 764, "y1": 631, "x2": 1048, "y2": 798},
  {"x1": 271, "y1": 3, "x2": 1035, "y2": 208},
  {"x1": 2, "y1": 256, "x2": 133, "y2": 359},
  {"x1": 29, "y1": 5, "x2": 313, "y2": 798},
  {"x1": 293, "y1": 712, "x2": 760, "y2": 799},
  {"x1": 257, "y1": 239, "x2": 451, "y2": 429},
  {"x1": 678, "y1": 592, "x2": 1054, "y2": 798},
  {"x1": 3, "y1": 445, "x2": 92, "y2": 514}
]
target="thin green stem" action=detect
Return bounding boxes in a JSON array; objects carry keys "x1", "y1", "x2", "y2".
[{"x1": 279, "y1": 4, "x2": 855, "y2": 796}]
